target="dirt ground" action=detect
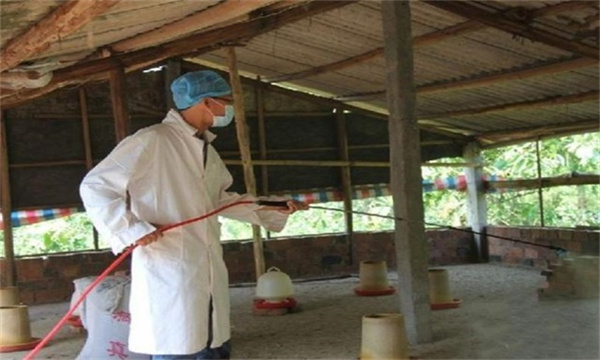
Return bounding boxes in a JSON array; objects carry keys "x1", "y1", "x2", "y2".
[{"x1": 5, "y1": 263, "x2": 599, "y2": 359}]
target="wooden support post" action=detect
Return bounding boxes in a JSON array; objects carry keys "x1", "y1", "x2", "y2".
[
  {"x1": 109, "y1": 67, "x2": 130, "y2": 142},
  {"x1": 255, "y1": 81, "x2": 269, "y2": 196},
  {"x1": 535, "y1": 139, "x2": 545, "y2": 226},
  {"x1": 226, "y1": 47, "x2": 265, "y2": 279},
  {"x1": 255, "y1": 80, "x2": 271, "y2": 240},
  {"x1": 79, "y1": 87, "x2": 99, "y2": 250},
  {"x1": 464, "y1": 142, "x2": 488, "y2": 262},
  {"x1": 79, "y1": 88, "x2": 93, "y2": 170},
  {"x1": 0, "y1": 112, "x2": 16, "y2": 287},
  {"x1": 382, "y1": 0, "x2": 432, "y2": 345},
  {"x1": 165, "y1": 59, "x2": 181, "y2": 110},
  {"x1": 336, "y1": 109, "x2": 354, "y2": 265}
]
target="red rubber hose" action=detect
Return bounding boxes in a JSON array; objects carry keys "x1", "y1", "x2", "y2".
[{"x1": 24, "y1": 200, "x2": 254, "y2": 360}]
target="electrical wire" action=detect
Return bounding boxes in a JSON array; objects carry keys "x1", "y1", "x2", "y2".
[{"x1": 309, "y1": 205, "x2": 567, "y2": 253}]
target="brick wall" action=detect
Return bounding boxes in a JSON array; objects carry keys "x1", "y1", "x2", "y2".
[
  {"x1": 225, "y1": 229, "x2": 474, "y2": 283},
  {"x1": 0, "y1": 252, "x2": 132, "y2": 304},
  {"x1": 3, "y1": 227, "x2": 596, "y2": 305},
  {"x1": 0, "y1": 229, "x2": 471, "y2": 304},
  {"x1": 488, "y1": 226, "x2": 599, "y2": 267}
]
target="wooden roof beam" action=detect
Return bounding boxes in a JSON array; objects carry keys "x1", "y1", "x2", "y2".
[
  {"x1": 418, "y1": 57, "x2": 598, "y2": 95},
  {"x1": 478, "y1": 119, "x2": 599, "y2": 148},
  {"x1": 423, "y1": 0, "x2": 599, "y2": 59},
  {"x1": 181, "y1": 61, "x2": 469, "y2": 140},
  {"x1": 265, "y1": 20, "x2": 484, "y2": 83},
  {"x1": 110, "y1": 0, "x2": 280, "y2": 53},
  {"x1": 0, "y1": 0, "x2": 121, "y2": 73},
  {"x1": 421, "y1": 90, "x2": 599, "y2": 120},
  {"x1": 0, "y1": 1, "x2": 352, "y2": 109},
  {"x1": 181, "y1": 60, "x2": 388, "y2": 120},
  {"x1": 265, "y1": 47, "x2": 384, "y2": 84},
  {"x1": 532, "y1": 1, "x2": 599, "y2": 18},
  {"x1": 335, "y1": 90, "x2": 385, "y2": 103},
  {"x1": 257, "y1": 0, "x2": 306, "y2": 13},
  {"x1": 489, "y1": 174, "x2": 600, "y2": 190},
  {"x1": 265, "y1": 1, "x2": 596, "y2": 83},
  {"x1": 335, "y1": 56, "x2": 598, "y2": 102}
]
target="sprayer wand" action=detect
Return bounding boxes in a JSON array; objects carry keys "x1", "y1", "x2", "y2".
[{"x1": 259, "y1": 200, "x2": 566, "y2": 253}]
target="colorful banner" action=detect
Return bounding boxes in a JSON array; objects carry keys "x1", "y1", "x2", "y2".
[
  {"x1": 283, "y1": 175, "x2": 506, "y2": 204},
  {"x1": 0, "y1": 207, "x2": 81, "y2": 229},
  {"x1": 1, "y1": 175, "x2": 507, "y2": 228}
]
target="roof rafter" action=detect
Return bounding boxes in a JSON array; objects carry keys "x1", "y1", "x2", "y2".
[
  {"x1": 110, "y1": 0, "x2": 280, "y2": 53},
  {"x1": 423, "y1": 0, "x2": 599, "y2": 59},
  {"x1": 265, "y1": 0, "x2": 596, "y2": 84},
  {"x1": 478, "y1": 119, "x2": 599, "y2": 148},
  {"x1": 0, "y1": 0, "x2": 353, "y2": 109},
  {"x1": 265, "y1": 47, "x2": 385, "y2": 84},
  {"x1": 421, "y1": 90, "x2": 598, "y2": 120},
  {"x1": 418, "y1": 57, "x2": 598, "y2": 95},
  {"x1": 181, "y1": 60, "x2": 470, "y2": 140},
  {"x1": 335, "y1": 56, "x2": 598, "y2": 102},
  {"x1": 0, "y1": 0, "x2": 121, "y2": 73},
  {"x1": 264, "y1": 20, "x2": 484, "y2": 83}
]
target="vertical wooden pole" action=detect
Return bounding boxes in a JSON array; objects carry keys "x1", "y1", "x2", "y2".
[
  {"x1": 226, "y1": 47, "x2": 265, "y2": 279},
  {"x1": 109, "y1": 67, "x2": 130, "y2": 142},
  {"x1": 79, "y1": 87, "x2": 100, "y2": 250},
  {"x1": 464, "y1": 142, "x2": 488, "y2": 262},
  {"x1": 256, "y1": 81, "x2": 269, "y2": 196},
  {"x1": 79, "y1": 87, "x2": 93, "y2": 170},
  {"x1": 165, "y1": 59, "x2": 181, "y2": 110},
  {"x1": 336, "y1": 109, "x2": 354, "y2": 265},
  {"x1": 535, "y1": 138, "x2": 545, "y2": 226},
  {"x1": 0, "y1": 112, "x2": 16, "y2": 287},
  {"x1": 382, "y1": 0, "x2": 432, "y2": 344},
  {"x1": 256, "y1": 80, "x2": 271, "y2": 240}
]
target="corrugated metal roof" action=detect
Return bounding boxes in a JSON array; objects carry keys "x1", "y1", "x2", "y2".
[
  {"x1": 30, "y1": 1, "x2": 219, "y2": 61},
  {"x1": 0, "y1": 0, "x2": 597, "y2": 146},
  {"x1": 0, "y1": 0, "x2": 63, "y2": 48}
]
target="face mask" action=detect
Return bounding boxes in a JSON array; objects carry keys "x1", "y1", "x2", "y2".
[{"x1": 209, "y1": 99, "x2": 235, "y2": 127}]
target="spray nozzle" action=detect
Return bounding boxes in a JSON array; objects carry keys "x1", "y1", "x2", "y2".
[{"x1": 256, "y1": 200, "x2": 289, "y2": 208}]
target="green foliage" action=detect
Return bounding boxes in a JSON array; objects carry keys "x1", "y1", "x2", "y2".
[
  {"x1": 484, "y1": 133, "x2": 599, "y2": 177},
  {"x1": 421, "y1": 159, "x2": 467, "y2": 227},
  {"x1": 2, "y1": 133, "x2": 598, "y2": 255},
  {"x1": 352, "y1": 196, "x2": 394, "y2": 231},
  {"x1": 274, "y1": 201, "x2": 345, "y2": 237},
  {"x1": 1, "y1": 213, "x2": 96, "y2": 257},
  {"x1": 543, "y1": 185, "x2": 599, "y2": 226},
  {"x1": 487, "y1": 190, "x2": 542, "y2": 226},
  {"x1": 219, "y1": 217, "x2": 253, "y2": 241},
  {"x1": 485, "y1": 141, "x2": 539, "y2": 178},
  {"x1": 484, "y1": 133, "x2": 599, "y2": 227}
]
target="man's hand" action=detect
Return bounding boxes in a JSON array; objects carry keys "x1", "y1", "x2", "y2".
[
  {"x1": 135, "y1": 227, "x2": 164, "y2": 246},
  {"x1": 277, "y1": 200, "x2": 309, "y2": 215}
]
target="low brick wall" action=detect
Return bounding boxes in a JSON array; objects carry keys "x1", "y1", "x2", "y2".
[
  {"x1": 226, "y1": 228, "x2": 475, "y2": 283},
  {"x1": 5, "y1": 227, "x2": 596, "y2": 305},
  {"x1": 1, "y1": 229, "x2": 472, "y2": 304},
  {"x1": 488, "y1": 226, "x2": 599, "y2": 268},
  {"x1": 1, "y1": 252, "x2": 132, "y2": 304}
]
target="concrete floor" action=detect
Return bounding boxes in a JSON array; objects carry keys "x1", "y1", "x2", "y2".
[{"x1": 4, "y1": 263, "x2": 599, "y2": 359}]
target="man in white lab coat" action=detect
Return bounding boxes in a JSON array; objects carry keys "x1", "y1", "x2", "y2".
[{"x1": 80, "y1": 70, "x2": 306, "y2": 359}]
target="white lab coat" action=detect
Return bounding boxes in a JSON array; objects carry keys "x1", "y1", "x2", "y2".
[{"x1": 80, "y1": 109, "x2": 288, "y2": 355}]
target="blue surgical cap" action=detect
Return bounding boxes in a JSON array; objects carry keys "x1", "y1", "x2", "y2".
[{"x1": 170, "y1": 70, "x2": 231, "y2": 110}]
